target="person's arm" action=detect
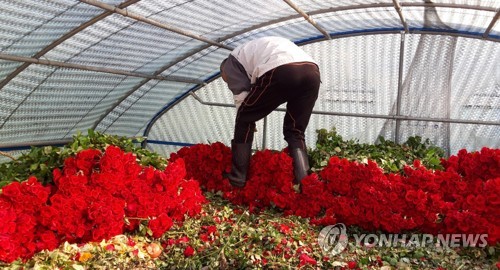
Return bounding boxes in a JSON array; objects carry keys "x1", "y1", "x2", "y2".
[{"x1": 221, "y1": 55, "x2": 251, "y2": 109}]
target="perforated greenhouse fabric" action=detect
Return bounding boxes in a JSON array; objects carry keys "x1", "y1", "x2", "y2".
[{"x1": 0, "y1": 0, "x2": 499, "y2": 161}]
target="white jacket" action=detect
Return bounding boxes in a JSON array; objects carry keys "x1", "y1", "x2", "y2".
[{"x1": 230, "y1": 36, "x2": 317, "y2": 84}]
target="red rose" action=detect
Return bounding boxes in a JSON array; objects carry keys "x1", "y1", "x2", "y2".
[
  {"x1": 298, "y1": 253, "x2": 316, "y2": 266},
  {"x1": 347, "y1": 260, "x2": 357, "y2": 269},
  {"x1": 184, "y1": 246, "x2": 195, "y2": 257}
]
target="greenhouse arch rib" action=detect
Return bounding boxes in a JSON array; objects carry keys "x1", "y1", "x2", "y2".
[
  {"x1": 0, "y1": 0, "x2": 140, "y2": 91},
  {"x1": 282, "y1": 0, "x2": 331, "y2": 39},
  {"x1": 484, "y1": 11, "x2": 500, "y2": 38},
  {"x1": 79, "y1": 0, "x2": 233, "y2": 50},
  {"x1": 0, "y1": 54, "x2": 204, "y2": 84},
  {"x1": 392, "y1": 0, "x2": 409, "y2": 33}
]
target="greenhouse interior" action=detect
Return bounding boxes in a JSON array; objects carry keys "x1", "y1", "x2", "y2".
[{"x1": 0, "y1": 0, "x2": 499, "y2": 269}]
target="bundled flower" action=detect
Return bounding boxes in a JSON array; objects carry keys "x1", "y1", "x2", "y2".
[
  {"x1": 0, "y1": 146, "x2": 206, "y2": 263},
  {"x1": 176, "y1": 143, "x2": 499, "y2": 245}
]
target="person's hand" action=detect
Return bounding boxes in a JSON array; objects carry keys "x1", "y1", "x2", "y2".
[
  {"x1": 235, "y1": 99, "x2": 244, "y2": 110},
  {"x1": 234, "y1": 91, "x2": 249, "y2": 110}
]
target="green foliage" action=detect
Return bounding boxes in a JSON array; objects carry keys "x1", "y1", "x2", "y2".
[
  {"x1": 0, "y1": 130, "x2": 167, "y2": 188},
  {"x1": 0, "y1": 145, "x2": 62, "y2": 188},
  {"x1": 308, "y1": 128, "x2": 445, "y2": 173}
]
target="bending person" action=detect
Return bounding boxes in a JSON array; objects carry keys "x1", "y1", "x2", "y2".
[{"x1": 220, "y1": 36, "x2": 321, "y2": 188}]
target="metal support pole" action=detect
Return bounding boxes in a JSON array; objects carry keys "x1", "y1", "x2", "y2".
[
  {"x1": 282, "y1": 0, "x2": 331, "y2": 40},
  {"x1": 190, "y1": 93, "x2": 500, "y2": 126},
  {"x1": 0, "y1": 53, "x2": 205, "y2": 85},
  {"x1": 395, "y1": 31, "x2": 406, "y2": 143},
  {"x1": 262, "y1": 116, "x2": 268, "y2": 149},
  {"x1": 392, "y1": 0, "x2": 409, "y2": 33},
  {"x1": 79, "y1": 0, "x2": 233, "y2": 50},
  {"x1": 445, "y1": 40, "x2": 458, "y2": 157},
  {"x1": 483, "y1": 11, "x2": 499, "y2": 38}
]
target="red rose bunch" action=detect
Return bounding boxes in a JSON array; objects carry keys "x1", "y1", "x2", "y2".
[
  {"x1": 0, "y1": 146, "x2": 206, "y2": 263},
  {"x1": 175, "y1": 143, "x2": 499, "y2": 245},
  {"x1": 442, "y1": 147, "x2": 500, "y2": 180},
  {"x1": 169, "y1": 142, "x2": 233, "y2": 193},
  {"x1": 0, "y1": 177, "x2": 55, "y2": 262},
  {"x1": 223, "y1": 149, "x2": 298, "y2": 212}
]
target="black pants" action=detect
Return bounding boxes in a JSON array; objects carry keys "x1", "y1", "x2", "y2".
[{"x1": 234, "y1": 62, "x2": 320, "y2": 150}]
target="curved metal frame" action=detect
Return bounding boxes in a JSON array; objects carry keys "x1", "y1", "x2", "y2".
[
  {"x1": 79, "y1": 0, "x2": 234, "y2": 50},
  {"x1": 283, "y1": 0, "x2": 331, "y2": 39},
  {"x1": 0, "y1": 0, "x2": 140, "y2": 91}
]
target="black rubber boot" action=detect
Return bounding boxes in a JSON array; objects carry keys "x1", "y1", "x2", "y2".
[
  {"x1": 224, "y1": 141, "x2": 252, "y2": 188},
  {"x1": 290, "y1": 148, "x2": 310, "y2": 185}
]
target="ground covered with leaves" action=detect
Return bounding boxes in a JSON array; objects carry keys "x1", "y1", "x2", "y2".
[{"x1": 2, "y1": 192, "x2": 498, "y2": 270}]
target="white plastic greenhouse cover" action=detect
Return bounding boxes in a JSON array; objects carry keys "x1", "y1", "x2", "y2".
[{"x1": 0, "y1": 0, "x2": 499, "y2": 161}]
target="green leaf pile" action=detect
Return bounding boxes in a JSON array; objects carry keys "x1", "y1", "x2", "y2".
[
  {"x1": 308, "y1": 128, "x2": 445, "y2": 173},
  {"x1": 0, "y1": 129, "x2": 167, "y2": 188}
]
